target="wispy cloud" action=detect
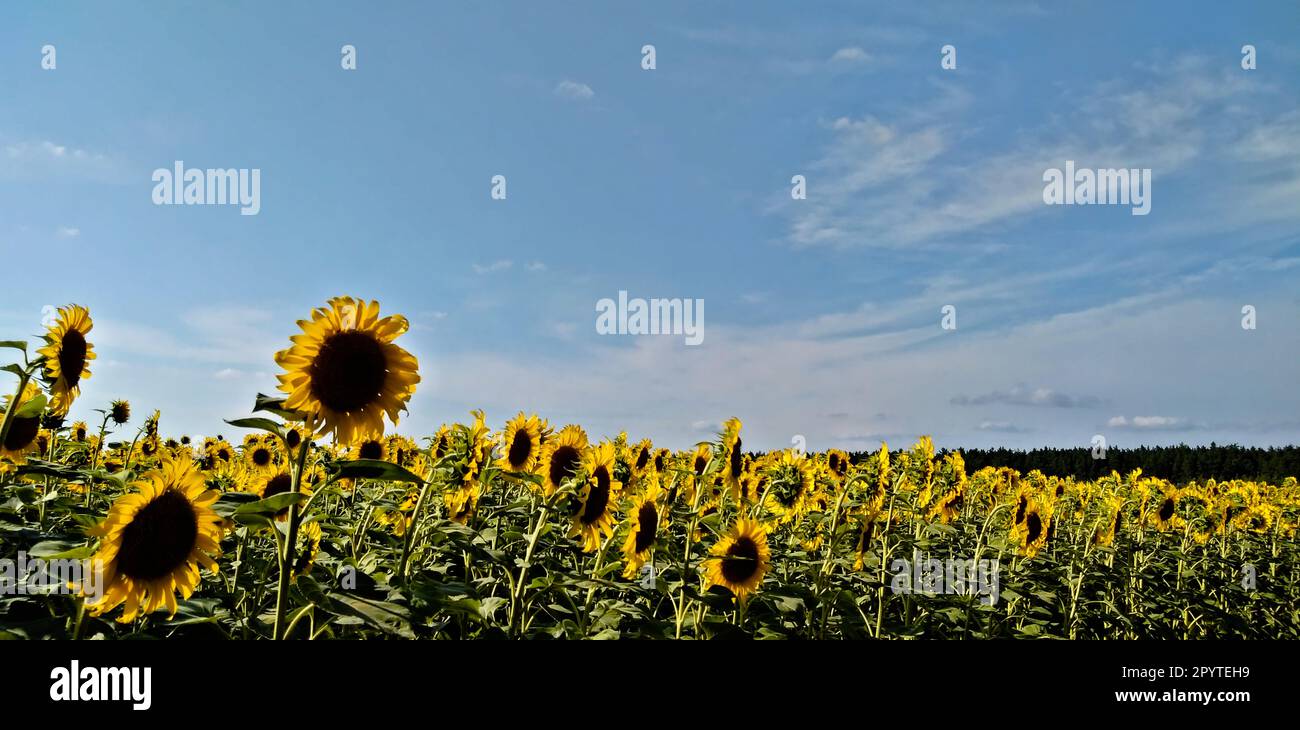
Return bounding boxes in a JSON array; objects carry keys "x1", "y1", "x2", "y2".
[
  {"x1": 554, "y1": 80, "x2": 594, "y2": 101},
  {"x1": 472, "y1": 260, "x2": 513, "y2": 274},
  {"x1": 952, "y1": 384, "x2": 1101, "y2": 409}
]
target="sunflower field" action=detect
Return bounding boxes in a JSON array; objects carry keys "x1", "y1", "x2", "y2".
[{"x1": 1, "y1": 299, "x2": 1297, "y2": 640}]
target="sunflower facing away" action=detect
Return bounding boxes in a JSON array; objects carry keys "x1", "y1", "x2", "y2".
[
  {"x1": 721, "y1": 417, "x2": 744, "y2": 498},
  {"x1": 85, "y1": 451, "x2": 224, "y2": 622},
  {"x1": 37, "y1": 304, "x2": 95, "y2": 416},
  {"x1": 275, "y1": 297, "x2": 420, "y2": 445},
  {"x1": 704, "y1": 518, "x2": 771, "y2": 601},
  {"x1": 570, "y1": 441, "x2": 622, "y2": 552},
  {"x1": 498, "y1": 412, "x2": 544, "y2": 474}
]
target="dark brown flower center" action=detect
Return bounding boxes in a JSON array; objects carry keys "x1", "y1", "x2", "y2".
[
  {"x1": 508, "y1": 429, "x2": 533, "y2": 468},
  {"x1": 729, "y1": 438, "x2": 743, "y2": 478},
  {"x1": 1158, "y1": 498, "x2": 1175, "y2": 521},
  {"x1": 58, "y1": 328, "x2": 87, "y2": 388},
  {"x1": 635, "y1": 447, "x2": 650, "y2": 471},
  {"x1": 309, "y1": 330, "x2": 388, "y2": 413},
  {"x1": 252, "y1": 447, "x2": 272, "y2": 466},
  {"x1": 1025, "y1": 512, "x2": 1043, "y2": 544},
  {"x1": 264, "y1": 473, "x2": 293, "y2": 499},
  {"x1": 720, "y1": 536, "x2": 760, "y2": 584},
  {"x1": 358, "y1": 440, "x2": 383, "y2": 460},
  {"x1": 548, "y1": 445, "x2": 581, "y2": 487},
  {"x1": 4, "y1": 416, "x2": 39, "y2": 452},
  {"x1": 634, "y1": 502, "x2": 658, "y2": 552},
  {"x1": 580, "y1": 466, "x2": 612, "y2": 525},
  {"x1": 115, "y1": 490, "x2": 198, "y2": 581}
]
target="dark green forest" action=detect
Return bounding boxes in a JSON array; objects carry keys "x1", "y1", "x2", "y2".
[{"x1": 846, "y1": 444, "x2": 1300, "y2": 484}]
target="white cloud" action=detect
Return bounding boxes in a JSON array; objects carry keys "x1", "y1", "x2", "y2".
[
  {"x1": 554, "y1": 80, "x2": 594, "y2": 101},
  {"x1": 782, "y1": 56, "x2": 1274, "y2": 249},
  {"x1": 56, "y1": 226, "x2": 80, "y2": 238},
  {"x1": 1107, "y1": 415, "x2": 1194, "y2": 430},
  {"x1": 472, "y1": 260, "x2": 513, "y2": 274},
  {"x1": 829, "y1": 46, "x2": 870, "y2": 63},
  {"x1": 526, "y1": 261, "x2": 547, "y2": 272}
]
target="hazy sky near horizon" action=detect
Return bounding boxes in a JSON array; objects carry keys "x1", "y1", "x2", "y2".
[{"x1": 1, "y1": 1, "x2": 1298, "y2": 451}]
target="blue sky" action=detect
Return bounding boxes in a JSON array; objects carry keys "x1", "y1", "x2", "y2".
[{"x1": 1, "y1": 1, "x2": 1298, "y2": 451}]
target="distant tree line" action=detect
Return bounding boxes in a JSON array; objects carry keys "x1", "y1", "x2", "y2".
[{"x1": 924, "y1": 444, "x2": 1300, "y2": 484}]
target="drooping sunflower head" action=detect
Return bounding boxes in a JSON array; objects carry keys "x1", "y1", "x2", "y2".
[
  {"x1": 109, "y1": 399, "x2": 131, "y2": 425},
  {"x1": 721, "y1": 417, "x2": 744, "y2": 493},
  {"x1": 540, "y1": 425, "x2": 588, "y2": 495},
  {"x1": 275, "y1": 297, "x2": 420, "y2": 446},
  {"x1": 498, "y1": 412, "x2": 543, "y2": 474},
  {"x1": 291, "y1": 521, "x2": 322, "y2": 583},
  {"x1": 71, "y1": 420, "x2": 88, "y2": 443},
  {"x1": 1, "y1": 382, "x2": 45, "y2": 461},
  {"x1": 37, "y1": 304, "x2": 96, "y2": 416},
  {"x1": 85, "y1": 451, "x2": 224, "y2": 622},
  {"x1": 569, "y1": 441, "x2": 622, "y2": 552},
  {"x1": 705, "y1": 518, "x2": 771, "y2": 602}
]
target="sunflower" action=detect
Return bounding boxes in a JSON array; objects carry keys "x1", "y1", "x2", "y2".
[
  {"x1": 274, "y1": 297, "x2": 420, "y2": 445},
  {"x1": 762, "y1": 450, "x2": 814, "y2": 524},
  {"x1": 1092, "y1": 497, "x2": 1124, "y2": 547},
  {"x1": 621, "y1": 477, "x2": 662, "y2": 579},
  {"x1": 37, "y1": 304, "x2": 95, "y2": 416},
  {"x1": 352, "y1": 436, "x2": 388, "y2": 462},
  {"x1": 825, "y1": 448, "x2": 851, "y2": 482},
  {"x1": 1014, "y1": 500, "x2": 1051, "y2": 557},
  {"x1": 1, "y1": 382, "x2": 45, "y2": 462},
  {"x1": 570, "y1": 441, "x2": 622, "y2": 552},
  {"x1": 721, "y1": 417, "x2": 744, "y2": 498},
  {"x1": 203, "y1": 437, "x2": 236, "y2": 472},
  {"x1": 109, "y1": 399, "x2": 130, "y2": 425},
  {"x1": 70, "y1": 420, "x2": 88, "y2": 443},
  {"x1": 242, "y1": 434, "x2": 279, "y2": 474},
  {"x1": 704, "y1": 518, "x2": 771, "y2": 601},
  {"x1": 852, "y1": 508, "x2": 883, "y2": 571},
  {"x1": 498, "y1": 412, "x2": 543, "y2": 474},
  {"x1": 1152, "y1": 491, "x2": 1177, "y2": 531},
  {"x1": 290, "y1": 521, "x2": 322, "y2": 582},
  {"x1": 84, "y1": 451, "x2": 224, "y2": 622},
  {"x1": 540, "y1": 425, "x2": 587, "y2": 495}
]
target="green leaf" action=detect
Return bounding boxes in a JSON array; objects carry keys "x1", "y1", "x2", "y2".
[
  {"x1": 252, "y1": 393, "x2": 306, "y2": 422},
  {"x1": 234, "y1": 491, "x2": 307, "y2": 517},
  {"x1": 0, "y1": 341, "x2": 27, "y2": 352},
  {"x1": 27, "y1": 540, "x2": 89, "y2": 559},
  {"x1": 1, "y1": 364, "x2": 24, "y2": 377},
  {"x1": 12, "y1": 394, "x2": 47, "y2": 419},
  {"x1": 328, "y1": 459, "x2": 425, "y2": 485},
  {"x1": 212, "y1": 491, "x2": 261, "y2": 518},
  {"x1": 223, "y1": 417, "x2": 284, "y2": 438}
]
